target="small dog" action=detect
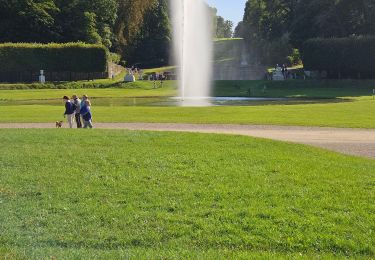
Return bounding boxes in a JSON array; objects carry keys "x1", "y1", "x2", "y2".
[{"x1": 55, "y1": 121, "x2": 63, "y2": 128}]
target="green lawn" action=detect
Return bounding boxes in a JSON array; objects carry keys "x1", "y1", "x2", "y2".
[
  {"x1": 1, "y1": 129, "x2": 374, "y2": 258},
  {"x1": 0, "y1": 99, "x2": 374, "y2": 128},
  {"x1": 0, "y1": 80, "x2": 374, "y2": 128}
]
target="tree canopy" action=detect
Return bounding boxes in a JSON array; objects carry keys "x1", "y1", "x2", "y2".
[
  {"x1": 0, "y1": 0, "x2": 171, "y2": 67},
  {"x1": 241, "y1": 0, "x2": 375, "y2": 65}
]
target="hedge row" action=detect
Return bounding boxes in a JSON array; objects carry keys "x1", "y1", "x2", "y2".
[
  {"x1": 0, "y1": 43, "x2": 108, "y2": 73},
  {"x1": 301, "y1": 37, "x2": 375, "y2": 78}
]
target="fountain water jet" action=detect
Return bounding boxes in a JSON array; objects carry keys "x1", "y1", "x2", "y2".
[{"x1": 171, "y1": 0, "x2": 213, "y2": 102}]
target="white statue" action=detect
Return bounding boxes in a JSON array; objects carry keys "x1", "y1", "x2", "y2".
[
  {"x1": 39, "y1": 70, "x2": 46, "y2": 83},
  {"x1": 272, "y1": 65, "x2": 284, "y2": 81},
  {"x1": 124, "y1": 69, "x2": 135, "y2": 82}
]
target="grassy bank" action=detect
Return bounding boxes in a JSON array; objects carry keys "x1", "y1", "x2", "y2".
[
  {"x1": 0, "y1": 82, "x2": 177, "y2": 101},
  {"x1": 213, "y1": 80, "x2": 375, "y2": 98},
  {"x1": 1, "y1": 129, "x2": 374, "y2": 258},
  {"x1": 1, "y1": 79, "x2": 374, "y2": 98}
]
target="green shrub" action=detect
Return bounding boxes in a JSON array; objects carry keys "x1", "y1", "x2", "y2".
[
  {"x1": 109, "y1": 52, "x2": 121, "y2": 64},
  {"x1": 0, "y1": 43, "x2": 108, "y2": 72},
  {"x1": 287, "y1": 49, "x2": 302, "y2": 66},
  {"x1": 301, "y1": 37, "x2": 375, "y2": 78}
]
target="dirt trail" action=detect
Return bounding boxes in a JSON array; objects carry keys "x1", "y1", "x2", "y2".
[{"x1": 1, "y1": 123, "x2": 374, "y2": 158}]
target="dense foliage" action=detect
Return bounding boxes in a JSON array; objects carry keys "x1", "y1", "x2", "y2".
[
  {"x1": 0, "y1": 0, "x2": 171, "y2": 68},
  {"x1": 122, "y1": 0, "x2": 171, "y2": 68},
  {"x1": 208, "y1": 7, "x2": 234, "y2": 38},
  {"x1": 301, "y1": 37, "x2": 375, "y2": 79},
  {"x1": 0, "y1": 0, "x2": 240, "y2": 68},
  {"x1": 241, "y1": 0, "x2": 375, "y2": 66},
  {"x1": 0, "y1": 43, "x2": 107, "y2": 72},
  {"x1": 0, "y1": 0, "x2": 117, "y2": 47}
]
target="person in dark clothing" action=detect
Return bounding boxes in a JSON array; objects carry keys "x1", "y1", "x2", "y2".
[
  {"x1": 72, "y1": 95, "x2": 82, "y2": 128},
  {"x1": 63, "y1": 96, "x2": 75, "y2": 128},
  {"x1": 282, "y1": 64, "x2": 288, "y2": 79},
  {"x1": 160, "y1": 73, "x2": 164, "y2": 88},
  {"x1": 80, "y1": 95, "x2": 93, "y2": 129}
]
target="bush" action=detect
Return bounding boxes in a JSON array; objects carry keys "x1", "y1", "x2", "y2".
[
  {"x1": 109, "y1": 52, "x2": 121, "y2": 64},
  {"x1": 0, "y1": 43, "x2": 108, "y2": 73},
  {"x1": 287, "y1": 49, "x2": 302, "y2": 66},
  {"x1": 301, "y1": 37, "x2": 375, "y2": 78}
]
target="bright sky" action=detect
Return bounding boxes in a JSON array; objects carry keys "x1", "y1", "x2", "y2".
[{"x1": 205, "y1": 0, "x2": 247, "y2": 26}]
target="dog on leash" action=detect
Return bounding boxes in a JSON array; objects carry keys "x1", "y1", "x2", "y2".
[{"x1": 55, "y1": 121, "x2": 63, "y2": 128}]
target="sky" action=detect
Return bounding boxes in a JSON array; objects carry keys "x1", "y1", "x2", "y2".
[{"x1": 205, "y1": 0, "x2": 247, "y2": 26}]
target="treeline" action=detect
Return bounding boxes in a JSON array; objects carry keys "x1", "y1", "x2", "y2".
[
  {"x1": 210, "y1": 8, "x2": 233, "y2": 39},
  {"x1": 0, "y1": 0, "x2": 170, "y2": 68},
  {"x1": 0, "y1": 0, "x2": 235, "y2": 68},
  {"x1": 238, "y1": 0, "x2": 375, "y2": 69}
]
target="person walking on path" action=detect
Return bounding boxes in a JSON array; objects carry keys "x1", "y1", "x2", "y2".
[
  {"x1": 80, "y1": 95, "x2": 93, "y2": 129},
  {"x1": 72, "y1": 95, "x2": 82, "y2": 128},
  {"x1": 63, "y1": 96, "x2": 75, "y2": 128}
]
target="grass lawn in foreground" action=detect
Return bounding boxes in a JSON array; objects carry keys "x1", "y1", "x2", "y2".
[{"x1": 0, "y1": 129, "x2": 374, "y2": 258}]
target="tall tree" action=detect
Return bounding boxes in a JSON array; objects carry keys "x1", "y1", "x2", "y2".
[
  {"x1": 234, "y1": 21, "x2": 245, "y2": 38},
  {"x1": 130, "y1": 0, "x2": 171, "y2": 67},
  {"x1": 215, "y1": 16, "x2": 233, "y2": 38},
  {"x1": 0, "y1": 0, "x2": 174, "y2": 66},
  {"x1": 114, "y1": 0, "x2": 156, "y2": 57},
  {"x1": 54, "y1": 0, "x2": 117, "y2": 47},
  {"x1": 0, "y1": 0, "x2": 58, "y2": 43},
  {"x1": 290, "y1": 0, "x2": 375, "y2": 47}
]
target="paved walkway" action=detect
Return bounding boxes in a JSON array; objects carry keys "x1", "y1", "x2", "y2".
[{"x1": 0, "y1": 123, "x2": 374, "y2": 158}]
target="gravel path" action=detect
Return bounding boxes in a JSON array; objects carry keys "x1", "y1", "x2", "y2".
[{"x1": 1, "y1": 123, "x2": 374, "y2": 158}]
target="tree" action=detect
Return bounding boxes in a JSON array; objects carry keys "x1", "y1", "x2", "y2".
[
  {"x1": 234, "y1": 21, "x2": 245, "y2": 38},
  {"x1": 241, "y1": 0, "x2": 296, "y2": 65},
  {"x1": 54, "y1": 0, "x2": 117, "y2": 47},
  {"x1": 215, "y1": 16, "x2": 233, "y2": 38},
  {"x1": 129, "y1": 0, "x2": 171, "y2": 67},
  {"x1": 0, "y1": 0, "x2": 117, "y2": 47},
  {"x1": 0, "y1": 0, "x2": 58, "y2": 43},
  {"x1": 290, "y1": 0, "x2": 375, "y2": 48},
  {"x1": 88, "y1": 0, "x2": 118, "y2": 47},
  {"x1": 223, "y1": 20, "x2": 234, "y2": 38},
  {"x1": 0, "y1": 0, "x2": 172, "y2": 66},
  {"x1": 114, "y1": 0, "x2": 156, "y2": 57}
]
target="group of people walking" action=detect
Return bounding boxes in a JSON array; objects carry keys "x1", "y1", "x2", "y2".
[{"x1": 63, "y1": 95, "x2": 93, "y2": 129}]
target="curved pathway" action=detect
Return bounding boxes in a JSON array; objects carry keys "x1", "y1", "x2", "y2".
[{"x1": 0, "y1": 123, "x2": 374, "y2": 158}]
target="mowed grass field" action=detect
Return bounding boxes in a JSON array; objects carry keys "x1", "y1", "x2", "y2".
[
  {"x1": 0, "y1": 80, "x2": 374, "y2": 128},
  {"x1": 0, "y1": 129, "x2": 374, "y2": 258},
  {"x1": 0, "y1": 99, "x2": 374, "y2": 128}
]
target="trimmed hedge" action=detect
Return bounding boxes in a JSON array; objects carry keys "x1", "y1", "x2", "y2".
[
  {"x1": 0, "y1": 43, "x2": 108, "y2": 72},
  {"x1": 301, "y1": 37, "x2": 375, "y2": 78}
]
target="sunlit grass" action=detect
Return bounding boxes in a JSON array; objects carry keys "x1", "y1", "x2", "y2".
[
  {"x1": 0, "y1": 80, "x2": 374, "y2": 128},
  {"x1": 0, "y1": 99, "x2": 374, "y2": 128},
  {"x1": 1, "y1": 129, "x2": 374, "y2": 258}
]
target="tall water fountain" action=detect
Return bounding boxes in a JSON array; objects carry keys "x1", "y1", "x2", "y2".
[{"x1": 171, "y1": 0, "x2": 213, "y2": 100}]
